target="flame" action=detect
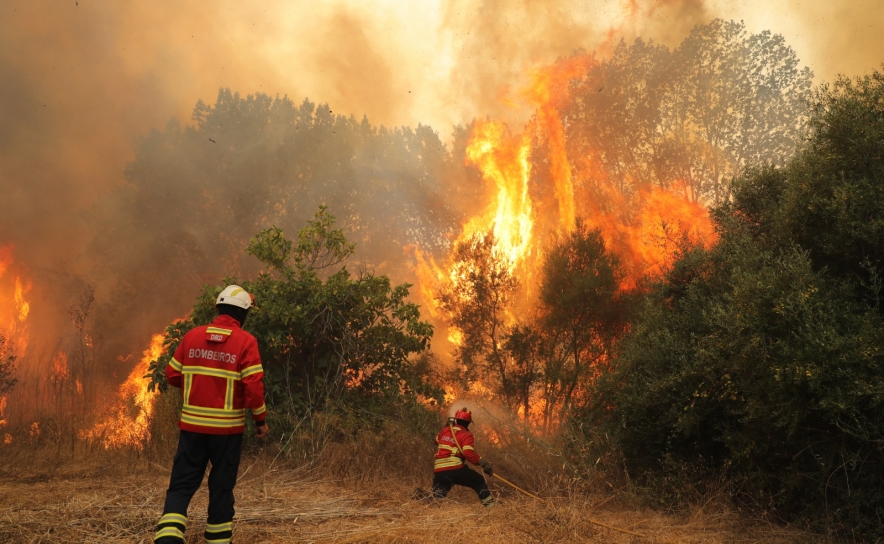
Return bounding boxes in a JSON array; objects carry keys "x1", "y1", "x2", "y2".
[
  {"x1": 463, "y1": 120, "x2": 535, "y2": 268},
  {"x1": 523, "y1": 54, "x2": 597, "y2": 231},
  {"x1": 83, "y1": 333, "x2": 164, "y2": 449},
  {"x1": 51, "y1": 352, "x2": 69, "y2": 382},
  {"x1": 630, "y1": 187, "x2": 717, "y2": 282},
  {"x1": 14, "y1": 278, "x2": 29, "y2": 323},
  {"x1": 0, "y1": 245, "x2": 31, "y2": 356},
  {"x1": 410, "y1": 52, "x2": 717, "y2": 414},
  {"x1": 413, "y1": 51, "x2": 716, "y2": 309},
  {"x1": 408, "y1": 245, "x2": 447, "y2": 319}
]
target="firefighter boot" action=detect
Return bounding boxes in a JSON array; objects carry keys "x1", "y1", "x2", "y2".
[{"x1": 480, "y1": 492, "x2": 496, "y2": 509}]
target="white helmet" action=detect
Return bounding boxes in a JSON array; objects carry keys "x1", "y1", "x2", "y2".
[{"x1": 215, "y1": 285, "x2": 254, "y2": 310}]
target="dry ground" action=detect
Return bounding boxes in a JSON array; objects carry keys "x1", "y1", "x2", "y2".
[{"x1": 0, "y1": 457, "x2": 827, "y2": 544}]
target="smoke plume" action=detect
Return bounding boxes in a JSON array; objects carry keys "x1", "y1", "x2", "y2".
[{"x1": 0, "y1": 0, "x2": 881, "y2": 421}]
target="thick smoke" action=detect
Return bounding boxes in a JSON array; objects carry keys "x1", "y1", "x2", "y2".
[{"x1": 0, "y1": 0, "x2": 881, "y2": 421}]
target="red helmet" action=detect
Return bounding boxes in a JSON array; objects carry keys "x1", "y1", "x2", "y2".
[{"x1": 454, "y1": 407, "x2": 472, "y2": 424}]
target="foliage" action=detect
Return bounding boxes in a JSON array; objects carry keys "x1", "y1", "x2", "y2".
[
  {"x1": 148, "y1": 207, "x2": 440, "y2": 430},
  {"x1": 535, "y1": 221, "x2": 628, "y2": 427},
  {"x1": 581, "y1": 69, "x2": 884, "y2": 537},
  {"x1": 501, "y1": 324, "x2": 544, "y2": 422},
  {"x1": 437, "y1": 232, "x2": 519, "y2": 406},
  {"x1": 436, "y1": 224, "x2": 628, "y2": 427},
  {"x1": 778, "y1": 71, "x2": 884, "y2": 299},
  {"x1": 94, "y1": 90, "x2": 479, "y2": 364},
  {"x1": 563, "y1": 19, "x2": 812, "y2": 203}
]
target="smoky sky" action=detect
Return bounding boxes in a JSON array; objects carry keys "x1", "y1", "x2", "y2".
[{"x1": 0, "y1": 0, "x2": 881, "y2": 357}]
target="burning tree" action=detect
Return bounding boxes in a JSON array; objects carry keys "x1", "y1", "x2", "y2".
[
  {"x1": 563, "y1": 19, "x2": 812, "y2": 204},
  {"x1": 536, "y1": 221, "x2": 628, "y2": 426},
  {"x1": 437, "y1": 232, "x2": 520, "y2": 407}
]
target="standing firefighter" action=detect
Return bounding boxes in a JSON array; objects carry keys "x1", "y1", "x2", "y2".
[
  {"x1": 431, "y1": 407, "x2": 495, "y2": 508},
  {"x1": 154, "y1": 285, "x2": 268, "y2": 544}
]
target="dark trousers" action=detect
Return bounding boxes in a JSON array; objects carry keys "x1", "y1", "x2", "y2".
[
  {"x1": 432, "y1": 466, "x2": 491, "y2": 501},
  {"x1": 154, "y1": 431, "x2": 243, "y2": 544}
]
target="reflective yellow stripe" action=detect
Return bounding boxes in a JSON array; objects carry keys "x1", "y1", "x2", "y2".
[
  {"x1": 182, "y1": 407, "x2": 245, "y2": 420},
  {"x1": 241, "y1": 364, "x2": 263, "y2": 377},
  {"x1": 180, "y1": 413, "x2": 245, "y2": 428},
  {"x1": 169, "y1": 357, "x2": 183, "y2": 372},
  {"x1": 252, "y1": 404, "x2": 266, "y2": 416},
  {"x1": 183, "y1": 374, "x2": 192, "y2": 403},
  {"x1": 463, "y1": 445, "x2": 475, "y2": 451},
  {"x1": 182, "y1": 408, "x2": 244, "y2": 421},
  {"x1": 437, "y1": 444, "x2": 458, "y2": 452},
  {"x1": 206, "y1": 327, "x2": 232, "y2": 336},
  {"x1": 159, "y1": 512, "x2": 187, "y2": 525},
  {"x1": 434, "y1": 457, "x2": 464, "y2": 469},
  {"x1": 155, "y1": 527, "x2": 185, "y2": 540},
  {"x1": 206, "y1": 522, "x2": 232, "y2": 532},
  {"x1": 183, "y1": 403, "x2": 245, "y2": 417},
  {"x1": 183, "y1": 365, "x2": 241, "y2": 379},
  {"x1": 224, "y1": 378, "x2": 234, "y2": 410}
]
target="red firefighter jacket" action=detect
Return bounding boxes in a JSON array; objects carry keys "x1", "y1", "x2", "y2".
[
  {"x1": 434, "y1": 424, "x2": 482, "y2": 472},
  {"x1": 165, "y1": 315, "x2": 266, "y2": 435}
]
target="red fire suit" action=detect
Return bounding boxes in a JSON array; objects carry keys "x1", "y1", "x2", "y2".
[
  {"x1": 434, "y1": 424, "x2": 482, "y2": 472},
  {"x1": 165, "y1": 314, "x2": 266, "y2": 433},
  {"x1": 431, "y1": 424, "x2": 494, "y2": 506},
  {"x1": 155, "y1": 314, "x2": 266, "y2": 544}
]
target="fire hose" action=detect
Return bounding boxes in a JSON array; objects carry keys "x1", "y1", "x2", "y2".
[{"x1": 447, "y1": 420, "x2": 646, "y2": 539}]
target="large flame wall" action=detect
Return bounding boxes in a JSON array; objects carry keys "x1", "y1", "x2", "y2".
[{"x1": 414, "y1": 53, "x2": 717, "y2": 346}]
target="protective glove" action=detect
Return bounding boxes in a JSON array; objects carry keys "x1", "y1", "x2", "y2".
[{"x1": 479, "y1": 459, "x2": 493, "y2": 476}]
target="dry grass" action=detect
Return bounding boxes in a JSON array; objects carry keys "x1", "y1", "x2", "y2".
[
  {"x1": 0, "y1": 453, "x2": 829, "y2": 544},
  {"x1": 0, "y1": 405, "x2": 834, "y2": 543}
]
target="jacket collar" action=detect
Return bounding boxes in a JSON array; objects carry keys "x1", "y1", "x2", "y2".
[{"x1": 212, "y1": 314, "x2": 242, "y2": 329}]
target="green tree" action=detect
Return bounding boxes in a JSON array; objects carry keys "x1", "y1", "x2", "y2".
[
  {"x1": 563, "y1": 19, "x2": 812, "y2": 203},
  {"x1": 94, "y1": 89, "x2": 467, "y2": 370},
  {"x1": 583, "y1": 68, "x2": 884, "y2": 537},
  {"x1": 537, "y1": 220, "x2": 626, "y2": 426},
  {"x1": 501, "y1": 324, "x2": 544, "y2": 422},
  {"x1": 778, "y1": 71, "x2": 884, "y2": 300},
  {"x1": 149, "y1": 207, "x2": 438, "y2": 423},
  {"x1": 437, "y1": 232, "x2": 520, "y2": 407}
]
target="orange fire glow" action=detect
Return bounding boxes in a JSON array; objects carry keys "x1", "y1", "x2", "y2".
[
  {"x1": 83, "y1": 333, "x2": 164, "y2": 449},
  {"x1": 463, "y1": 119, "x2": 535, "y2": 268},
  {"x1": 0, "y1": 245, "x2": 31, "y2": 356},
  {"x1": 51, "y1": 352, "x2": 69, "y2": 382},
  {"x1": 411, "y1": 52, "x2": 717, "y2": 370}
]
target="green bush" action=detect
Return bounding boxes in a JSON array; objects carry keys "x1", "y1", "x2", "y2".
[
  {"x1": 148, "y1": 207, "x2": 442, "y2": 445},
  {"x1": 580, "y1": 69, "x2": 884, "y2": 537}
]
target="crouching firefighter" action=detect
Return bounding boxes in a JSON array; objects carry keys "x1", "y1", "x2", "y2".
[
  {"x1": 154, "y1": 285, "x2": 269, "y2": 544},
  {"x1": 431, "y1": 407, "x2": 495, "y2": 508}
]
